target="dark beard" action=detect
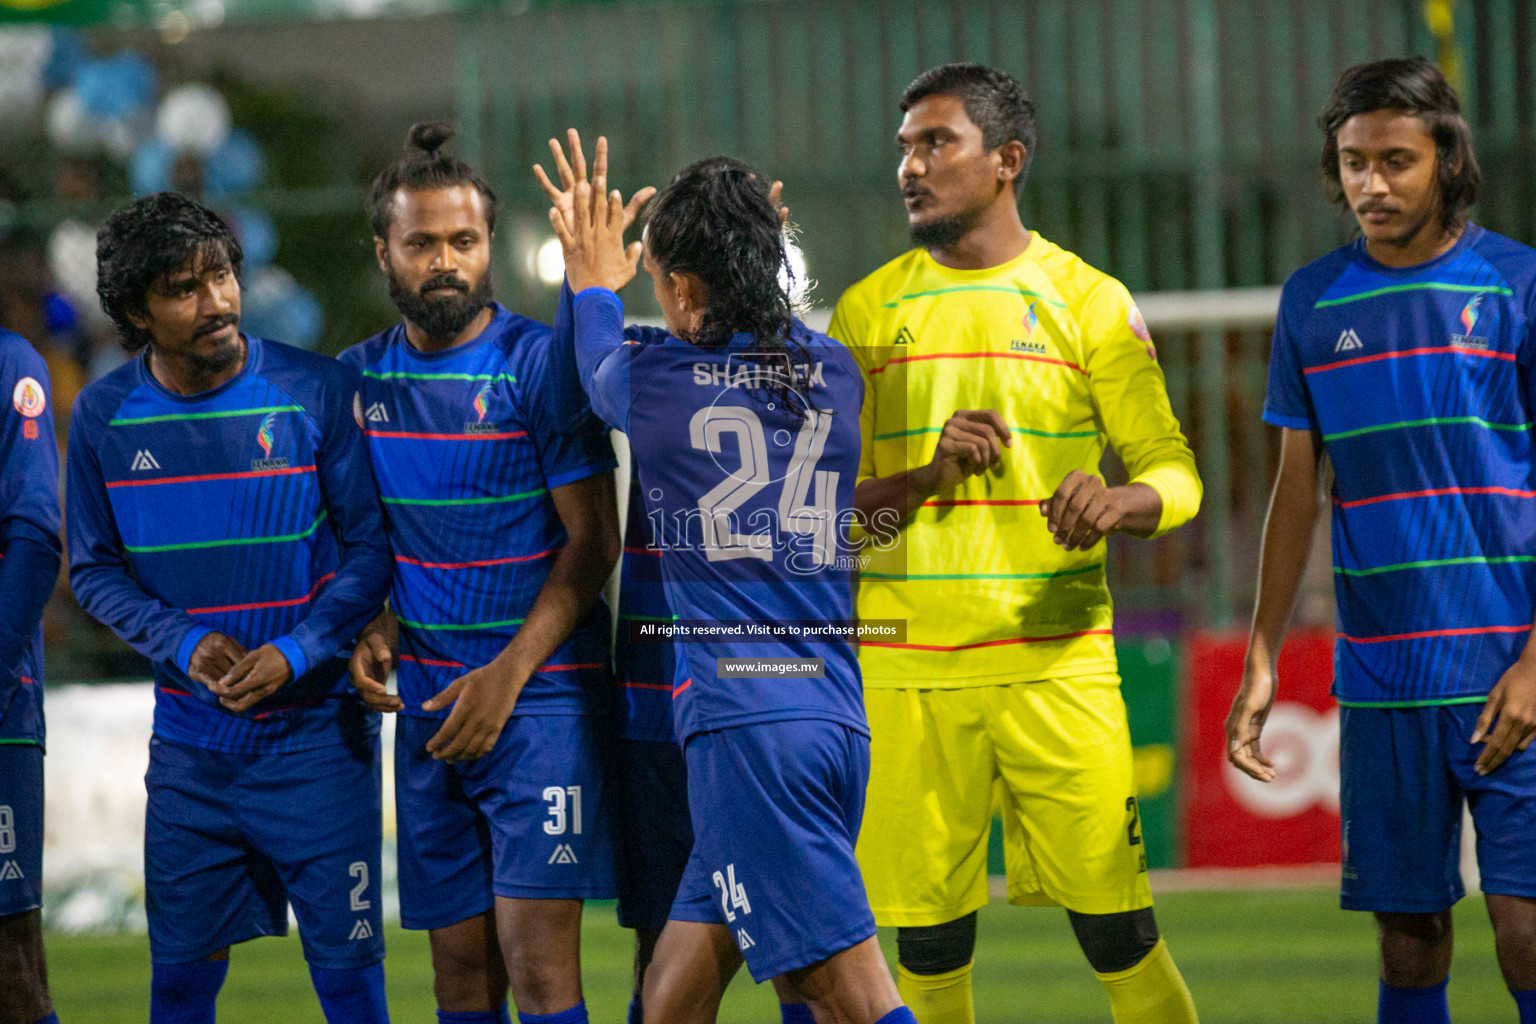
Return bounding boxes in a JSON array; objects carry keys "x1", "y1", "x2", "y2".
[
  {"x1": 190, "y1": 313, "x2": 244, "y2": 373},
  {"x1": 388, "y1": 267, "x2": 494, "y2": 342},
  {"x1": 910, "y1": 211, "x2": 981, "y2": 251}
]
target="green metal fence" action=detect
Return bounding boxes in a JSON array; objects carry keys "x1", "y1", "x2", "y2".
[{"x1": 33, "y1": 0, "x2": 1536, "y2": 678}]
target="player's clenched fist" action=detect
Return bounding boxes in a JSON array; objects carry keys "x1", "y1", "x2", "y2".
[
  {"x1": 922, "y1": 409, "x2": 1012, "y2": 493},
  {"x1": 212, "y1": 644, "x2": 294, "y2": 713},
  {"x1": 349, "y1": 608, "x2": 403, "y2": 713},
  {"x1": 1039, "y1": 471, "x2": 1163, "y2": 551},
  {"x1": 186, "y1": 632, "x2": 247, "y2": 691}
]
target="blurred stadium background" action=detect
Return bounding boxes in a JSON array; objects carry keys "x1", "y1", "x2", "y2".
[{"x1": 0, "y1": 0, "x2": 1527, "y2": 1018}]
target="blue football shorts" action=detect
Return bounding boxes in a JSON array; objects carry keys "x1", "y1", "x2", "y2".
[
  {"x1": 616, "y1": 737, "x2": 692, "y2": 932},
  {"x1": 668, "y1": 718, "x2": 877, "y2": 982},
  {"x1": 0, "y1": 743, "x2": 43, "y2": 917},
  {"x1": 1340, "y1": 702, "x2": 1536, "y2": 912},
  {"x1": 394, "y1": 712, "x2": 618, "y2": 931},
  {"x1": 143, "y1": 735, "x2": 385, "y2": 967}
]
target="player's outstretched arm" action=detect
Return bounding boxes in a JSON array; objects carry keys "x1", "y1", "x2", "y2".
[
  {"x1": 422, "y1": 471, "x2": 620, "y2": 761},
  {"x1": 534, "y1": 129, "x2": 655, "y2": 240},
  {"x1": 853, "y1": 409, "x2": 1012, "y2": 526},
  {"x1": 1226, "y1": 427, "x2": 1322, "y2": 782}
]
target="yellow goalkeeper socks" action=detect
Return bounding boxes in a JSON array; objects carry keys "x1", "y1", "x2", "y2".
[
  {"x1": 1095, "y1": 939, "x2": 1199, "y2": 1024},
  {"x1": 896, "y1": 962, "x2": 975, "y2": 1024}
]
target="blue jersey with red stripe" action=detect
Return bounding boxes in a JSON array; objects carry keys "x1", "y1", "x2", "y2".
[
  {"x1": 0, "y1": 331, "x2": 61, "y2": 746},
  {"x1": 1265, "y1": 225, "x2": 1536, "y2": 705},
  {"x1": 566, "y1": 287, "x2": 868, "y2": 742},
  {"x1": 66, "y1": 338, "x2": 391, "y2": 753},
  {"x1": 340, "y1": 304, "x2": 617, "y2": 720},
  {"x1": 614, "y1": 479, "x2": 683, "y2": 742}
]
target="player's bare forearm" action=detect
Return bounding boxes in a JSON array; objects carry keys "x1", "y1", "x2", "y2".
[
  {"x1": 1226, "y1": 428, "x2": 1323, "y2": 781},
  {"x1": 1039, "y1": 473, "x2": 1163, "y2": 550},
  {"x1": 497, "y1": 471, "x2": 620, "y2": 680},
  {"x1": 423, "y1": 472, "x2": 619, "y2": 761},
  {"x1": 1246, "y1": 427, "x2": 1323, "y2": 668},
  {"x1": 853, "y1": 464, "x2": 941, "y2": 527},
  {"x1": 854, "y1": 409, "x2": 1011, "y2": 528},
  {"x1": 357, "y1": 605, "x2": 398, "y2": 657}
]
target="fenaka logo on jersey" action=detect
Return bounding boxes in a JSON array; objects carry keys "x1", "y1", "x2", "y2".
[
  {"x1": 548, "y1": 843, "x2": 578, "y2": 865},
  {"x1": 463, "y1": 381, "x2": 500, "y2": 433},
  {"x1": 1451, "y1": 294, "x2": 1491, "y2": 349},
  {"x1": 0, "y1": 860, "x2": 22, "y2": 881},
  {"x1": 1334, "y1": 329, "x2": 1364, "y2": 353},
  {"x1": 1010, "y1": 302, "x2": 1047, "y2": 354},
  {"x1": 348, "y1": 919, "x2": 373, "y2": 941},
  {"x1": 365, "y1": 402, "x2": 389, "y2": 423},
  {"x1": 12, "y1": 376, "x2": 45, "y2": 418},
  {"x1": 130, "y1": 449, "x2": 160, "y2": 471},
  {"x1": 892, "y1": 326, "x2": 917, "y2": 347},
  {"x1": 251, "y1": 412, "x2": 290, "y2": 471}
]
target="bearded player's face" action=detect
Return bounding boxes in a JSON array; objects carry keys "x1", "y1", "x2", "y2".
[
  {"x1": 377, "y1": 185, "x2": 493, "y2": 340},
  {"x1": 897, "y1": 94, "x2": 1003, "y2": 248}
]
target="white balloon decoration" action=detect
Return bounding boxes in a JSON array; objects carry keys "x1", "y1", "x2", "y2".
[
  {"x1": 155, "y1": 83, "x2": 230, "y2": 155},
  {"x1": 45, "y1": 89, "x2": 101, "y2": 154}
]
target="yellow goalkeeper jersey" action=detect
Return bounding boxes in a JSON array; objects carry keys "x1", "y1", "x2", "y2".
[{"x1": 828, "y1": 235, "x2": 1201, "y2": 687}]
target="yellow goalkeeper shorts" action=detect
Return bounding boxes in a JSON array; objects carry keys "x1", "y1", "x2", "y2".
[{"x1": 856, "y1": 675, "x2": 1153, "y2": 926}]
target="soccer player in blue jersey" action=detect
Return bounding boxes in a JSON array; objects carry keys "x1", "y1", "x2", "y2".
[
  {"x1": 68, "y1": 192, "x2": 393, "y2": 1024},
  {"x1": 1228, "y1": 57, "x2": 1536, "y2": 1024},
  {"x1": 342, "y1": 124, "x2": 621, "y2": 1024},
  {"x1": 537, "y1": 134, "x2": 694, "y2": 1024},
  {"x1": 0, "y1": 329, "x2": 62, "y2": 1024},
  {"x1": 545, "y1": 146, "x2": 917, "y2": 1024}
]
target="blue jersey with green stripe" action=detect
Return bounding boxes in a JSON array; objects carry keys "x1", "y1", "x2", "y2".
[
  {"x1": 66, "y1": 338, "x2": 391, "y2": 753},
  {"x1": 614, "y1": 478, "x2": 683, "y2": 742},
  {"x1": 568, "y1": 287, "x2": 867, "y2": 742},
  {"x1": 1264, "y1": 224, "x2": 1536, "y2": 705},
  {"x1": 341, "y1": 304, "x2": 617, "y2": 720}
]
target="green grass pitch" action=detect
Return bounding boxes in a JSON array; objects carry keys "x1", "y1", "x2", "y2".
[{"x1": 47, "y1": 889, "x2": 1516, "y2": 1022}]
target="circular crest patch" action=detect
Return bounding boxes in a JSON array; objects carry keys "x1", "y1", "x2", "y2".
[
  {"x1": 1128, "y1": 305, "x2": 1152, "y2": 343},
  {"x1": 12, "y1": 376, "x2": 45, "y2": 418}
]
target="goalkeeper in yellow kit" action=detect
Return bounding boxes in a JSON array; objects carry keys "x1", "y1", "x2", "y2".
[{"x1": 830, "y1": 64, "x2": 1202, "y2": 1024}]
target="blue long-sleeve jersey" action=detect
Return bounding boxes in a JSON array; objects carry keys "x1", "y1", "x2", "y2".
[
  {"x1": 563, "y1": 286, "x2": 867, "y2": 743},
  {"x1": 0, "y1": 330, "x2": 62, "y2": 746},
  {"x1": 67, "y1": 338, "x2": 391, "y2": 754},
  {"x1": 550, "y1": 282, "x2": 682, "y2": 742}
]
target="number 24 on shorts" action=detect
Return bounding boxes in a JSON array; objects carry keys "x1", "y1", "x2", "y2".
[{"x1": 713, "y1": 863, "x2": 752, "y2": 923}]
